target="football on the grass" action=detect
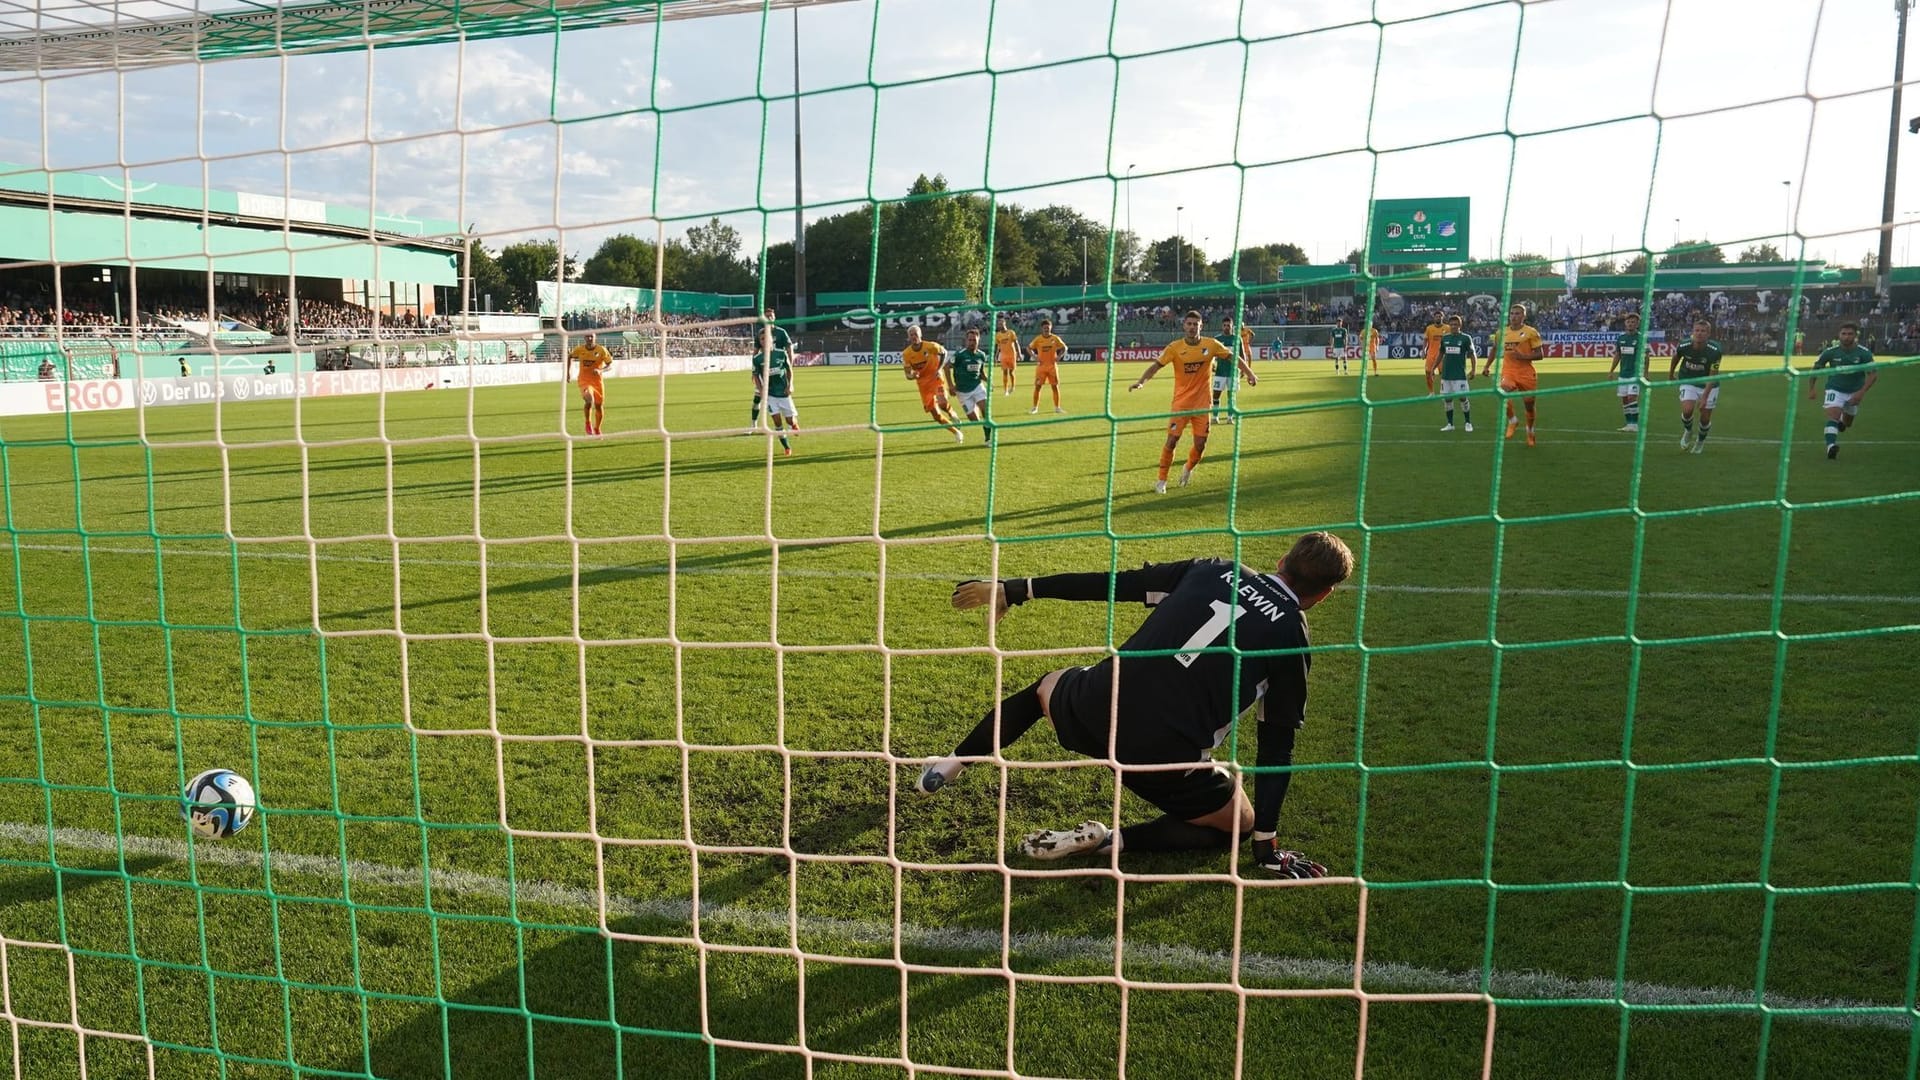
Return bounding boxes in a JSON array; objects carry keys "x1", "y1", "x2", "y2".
[{"x1": 182, "y1": 769, "x2": 256, "y2": 839}]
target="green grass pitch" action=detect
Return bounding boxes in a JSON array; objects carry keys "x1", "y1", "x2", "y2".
[{"x1": 0, "y1": 354, "x2": 1914, "y2": 1079}]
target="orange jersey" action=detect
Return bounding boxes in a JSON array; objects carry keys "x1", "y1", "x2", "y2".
[
  {"x1": 902, "y1": 340, "x2": 947, "y2": 384},
  {"x1": 570, "y1": 344, "x2": 612, "y2": 384},
  {"x1": 1238, "y1": 326, "x2": 1254, "y2": 355},
  {"x1": 1156, "y1": 336, "x2": 1234, "y2": 412},
  {"x1": 1029, "y1": 333, "x2": 1066, "y2": 367},
  {"x1": 1499, "y1": 324, "x2": 1544, "y2": 368},
  {"x1": 1423, "y1": 323, "x2": 1448, "y2": 359},
  {"x1": 994, "y1": 329, "x2": 1020, "y2": 365}
]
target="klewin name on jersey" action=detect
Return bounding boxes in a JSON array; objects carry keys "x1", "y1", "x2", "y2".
[{"x1": 1220, "y1": 569, "x2": 1290, "y2": 623}]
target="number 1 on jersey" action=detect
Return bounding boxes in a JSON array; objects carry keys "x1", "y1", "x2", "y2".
[{"x1": 1175, "y1": 599, "x2": 1246, "y2": 667}]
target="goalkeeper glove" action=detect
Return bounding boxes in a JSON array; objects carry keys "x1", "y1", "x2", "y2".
[
  {"x1": 951, "y1": 579, "x2": 1012, "y2": 623},
  {"x1": 1253, "y1": 837, "x2": 1327, "y2": 879}
]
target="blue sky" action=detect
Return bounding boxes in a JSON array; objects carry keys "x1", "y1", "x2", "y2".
[{"x1": 3, "y1": 0, "x2": 1918, "y2": 276}]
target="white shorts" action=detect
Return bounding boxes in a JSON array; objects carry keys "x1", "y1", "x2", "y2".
[
  {"x1": 1822, "y1": 389, "x2": 1860, "y2": 414},
  {"x1": 1678, "y1": 384, "x2": 1719, "y2": 408},
  {"x1": 956, "y1": 385, "x2": 989, "y2": 412},
  {"x1": 765, "y1": 395, "x2": 798, "y2": 419},
  {"x1": 1439, "y1": 379, "x2": 1470, "y2": 396},
  {"x1": 1616, "y1": 379, "x2": 1641, "y2": 398},
  {"x1": 1212, "y1": 375, "x2": 1234, "y2": 393}
]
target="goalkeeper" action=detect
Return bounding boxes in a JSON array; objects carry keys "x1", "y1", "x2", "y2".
[{"x1": 916, "y1": 532, "x2": 1353, "y2": 878}]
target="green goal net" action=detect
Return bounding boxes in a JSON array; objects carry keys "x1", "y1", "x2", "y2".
[{"x1": 0, "y1": 1, "x2": 1916, "y2": 1078}]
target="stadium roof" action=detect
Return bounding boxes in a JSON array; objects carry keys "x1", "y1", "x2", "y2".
[
  {"x1": 0, "y1": 0, "x2": 855, "y2": 72},
  {"x1": 0, "y1": 161, "x2": 461, "y2": 284}
]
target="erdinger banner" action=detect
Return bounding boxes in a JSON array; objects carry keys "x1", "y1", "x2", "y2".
[
  {"x1": 1540, "y1": 331, "x2": 1673, "y2": 358},
  {"x1": 828, "y1": 348, "x2": 1102, "y2": 364}
]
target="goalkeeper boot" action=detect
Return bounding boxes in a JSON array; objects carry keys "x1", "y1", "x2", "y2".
[
  {"x1": 1019, "y1": 821, "x2": 1111, "y2": 860},
  {"x1": 915, "y1": 760, "x2": 960, "y2": 795}
]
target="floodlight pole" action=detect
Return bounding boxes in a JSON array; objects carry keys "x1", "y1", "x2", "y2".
[
  {"x1": 1876, "y1": 0, "x2": 1913, "y2": 299},
  {"x1": 792, "y1": 6, "x2": 808, "y2": 322}
]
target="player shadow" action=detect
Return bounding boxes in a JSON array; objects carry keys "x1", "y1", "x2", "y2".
[
  {"x1": 0, "y1": 857, "x2": 170, "y2": 911},
  {"x1": 311, "y1": 540, "x2": 894, "y2": 624},
  {"x1": 335, "y1": 913, "x2": 1007, "y2": 1080}
]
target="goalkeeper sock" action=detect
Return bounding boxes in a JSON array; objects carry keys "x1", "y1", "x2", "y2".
[
  {"x1": 751, "y1": 394, "x2": 762, "y2": 424},
  {"x1": 935, "y1": 678, "x2": 1048, "y2": 783},
  {"x1": 1109, "y1": 814, "x2": 1235, "y2": 853}
]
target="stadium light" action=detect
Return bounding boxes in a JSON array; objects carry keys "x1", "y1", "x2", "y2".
[
  {"x1": 1875, "y1": 0, "x2": 1914, "y2": 297},
  {"x1": 1781, "y1": 180, "x2": 1792, "y2": 258},
  {"x1": 1175, "y1": 205, "x2": 1183, "y2": 284}
]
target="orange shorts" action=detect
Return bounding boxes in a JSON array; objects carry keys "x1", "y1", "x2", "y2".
[
  {"x1": 1000, "y1": 356, "x2": 1017, "y2": 372},
  {"x1": 578, "y1": 381, "x2": 604, "y2": 403},
  {"x1": 1500, "y1": 363, "x2": 1538, "y2": 393},
  {"x1": 917, "y1": 382, "x2": 949, "y2": 411},
  {"x1": 1424, "y1": 348, "x2": 1440, "y2": 372},
  {"x1": 1034, "y1": 363, "x2": 1059, "y2": 387},
  {"x1": 1167, "y1": 414, "x2": 1211, "y2": 440}
]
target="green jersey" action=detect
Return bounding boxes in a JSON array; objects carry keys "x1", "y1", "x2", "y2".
[
  {"x1": 759, "y1": 322, "x2": 793, "y2": 354},
  {"x1": 1672, "y1": 340, "x2": 1723, "y2": 385},
  {"x1": 1329, "y1": 329, "x2": 1347, "y2": 349},
  {"x1": 1214, "y1": 349, "x2": 1240, "y2": 382},
  {"x1": 1814, "y1": 343, "x2": 1873, "y2": 394},
  {"x1": 949, "y1": 348, "x2": 989, "y2": 393},
  {"x1": 1614, "y1": 332, "x2": 1643, "y2": 378},
  {"x1": 1437, "y1": 332, "x2": 1475, "y2": 381},
  {"x1": 760, "y1": 349, "x2": 793, "y2": 398}
]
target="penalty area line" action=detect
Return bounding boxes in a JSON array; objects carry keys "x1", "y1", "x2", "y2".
[
  {"x1": 8, "y1": 540, "x2": 1920, "y2": 606},
  {"x1": 0, "y1": 820, "x2": 1909, "y2": 1030}
]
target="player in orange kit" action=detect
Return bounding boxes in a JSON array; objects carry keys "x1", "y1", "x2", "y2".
[
  {"x1": 566, "y1": 332, "x2": 613, "y2": 436},
  {"x1": 1482, "y1": 303, "x2": 1545, "y2": 446},
  {"x1": 1129, "y1": 310, "x2": 1257, "y2": 493},
  {"x1": 1028, "y1": 318, "x2": 1067, "y2": 414},
  {"x1": 1422, "y1": 312, "x2": 1449, "y2": 392},
  {"x1": 994, "y1": 315, "x2": 1021, "y2": 395},
  {"x1": 902, "y1": 325, "x2": 964, "y2": 442}
]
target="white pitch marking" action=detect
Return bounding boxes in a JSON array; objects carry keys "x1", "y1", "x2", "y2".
[
  {"x1": 0, "y1": 821, "x2": 1908, "y2": 1031},
  {"x1": 8, "y1": 542, "x2": 1920, "y2": 606}
]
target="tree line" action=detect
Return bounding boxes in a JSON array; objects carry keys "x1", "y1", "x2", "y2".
[
  {"x1": 462, "y1": 175, "x2": 1823, "y2": 312},
  {"x1": 462, "y1": 173, "x2": 1317, "y2": 312}
]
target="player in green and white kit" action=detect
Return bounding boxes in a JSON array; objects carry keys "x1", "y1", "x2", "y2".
[
  {"x1": 1328, "y1": 325, "x2": 1349, "y2": 374},
  {"x1": 1809, "y1": 321, "x2": 1876, "y2": 460},
  {"x1": 1212, "y1": 316, "x2": 1242, "y2": 423},
  {"x1": 756, "y1": 325, "x2": 799, "y2": 456},
  {"x1": 1667, "y1": 318, "x2": 1722, "y2": 454},
  {"x1": 750, "y1": 307, "x2": 794, "y2": 433},
  {"x1": 1604, "y1": 311, "x2": 1644, "y2": 432},
  {"x1": 947, "y1": 327, "x2": 994, "y2": 443},
  {"x1": 1434, "y1": 315, "x2": 1477, "y2": 432}
]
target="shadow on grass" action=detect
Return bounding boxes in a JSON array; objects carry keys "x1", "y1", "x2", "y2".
[
  {"x1": 336, "y1": 909, "x2": 1008, "y2": 1080},
  {"x1": 0, "y1": 857, "x2": 171, "y2": 912}
]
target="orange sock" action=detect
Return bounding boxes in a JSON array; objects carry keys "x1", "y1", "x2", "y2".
[
  {"x1": 1185, "y1": 446, "x2": 1204, "y2": 471},
  {"x1": 1051, "y1": 387, "x2": 1060, "y2": 407},
  {"x1": 1524, "y1": 403, "x2": 1536, "y2": 427},
  {"x1": 1158, "y1": 446, "x2": 1175, "y2": 480}
]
